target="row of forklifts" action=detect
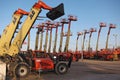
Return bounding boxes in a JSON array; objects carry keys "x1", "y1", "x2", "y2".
[
  {"x1": 0, "y1": 0, "x2": 120, "y2": 80},
  {"x1": 74, "y1": 22, "x2": 120, "y2": 61},
  {"x1": 77, "y1": 48, "x2": 120, "y2": 61},
  {"x1": 0, "y1": 1, "x2": 75, "y2": 80}
]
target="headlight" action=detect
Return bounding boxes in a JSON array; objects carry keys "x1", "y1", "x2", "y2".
[{"x1": 53, "y1": 56, "x2": 57, "y2": 59}]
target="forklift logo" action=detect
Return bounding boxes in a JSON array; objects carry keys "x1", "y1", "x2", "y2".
[
  {"x1": 29, "y1": 10, "x2": 35, "y2": 20},
  {"x1": 13, "y1": 17, "x2": 17, "y2": 24}
]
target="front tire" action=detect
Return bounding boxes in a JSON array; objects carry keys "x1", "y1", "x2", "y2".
[
  {"x1": 15, "y1": 62, "x2": 30, "y2": 78},
  {"x1": 55, "y1": 62, "x2": 68, "y2": 74}
]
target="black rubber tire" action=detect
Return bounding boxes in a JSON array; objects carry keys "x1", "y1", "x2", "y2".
[
  {"x1": 76, "y1": 59, "x2": 79, "y2": 62},
  {"x1": 55, "y1": 63, "x2": 68, "y2": 74},
  {"x1": 15, "y1": 63, "x2": 30, "y2": 78}
]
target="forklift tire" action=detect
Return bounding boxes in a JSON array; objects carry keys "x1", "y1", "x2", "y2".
[
  {"x1": 76, "y1": 59, "x2": 79, "y2": 62},
  {"x1": 55, "y1": 62, "x2": 68, "y2": 74},
  {"x1": 15, "y1": 62, "x2": 30, "y2": 78}
]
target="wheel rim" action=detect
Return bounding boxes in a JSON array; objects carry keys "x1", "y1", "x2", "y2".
[
  {"x1": 18, "y1": 66, "x2": 28, "y2": 77},
  {"x1": 58, "y1": 65, "x2": 66, "y2": 73}
]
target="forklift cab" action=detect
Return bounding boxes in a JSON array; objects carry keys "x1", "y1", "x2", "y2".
[{"x1": 32, "y1": 51, "x2": 54, "y2": 71}]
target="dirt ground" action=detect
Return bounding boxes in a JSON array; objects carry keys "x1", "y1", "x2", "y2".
[
  {"x1": 42, "y1": 59, "x2": 120, "y2": 80},
  {"x1": 8, "y1": 60, "x2": 120, "y2": 80}
]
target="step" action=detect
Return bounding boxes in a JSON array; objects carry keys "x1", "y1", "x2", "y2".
[{"x1": 0, "y1": 61, "x2": 6, "y2": 80}]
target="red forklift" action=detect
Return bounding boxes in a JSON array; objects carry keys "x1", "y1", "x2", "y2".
[{"x1": 20, "y1": 50, "x2": 71, "y2": 76}]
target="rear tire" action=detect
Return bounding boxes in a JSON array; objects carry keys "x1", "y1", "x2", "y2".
[
  {"x1": 55, "y1": 63, "x2": 68, "y2": 74},
  {"x1": 15, "y1": 62, "x2": 30, "y2": 78}
]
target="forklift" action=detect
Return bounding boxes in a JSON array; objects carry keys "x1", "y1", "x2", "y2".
[{"x1": 0, "y1": 1, "x2": 71, "y2": 79}]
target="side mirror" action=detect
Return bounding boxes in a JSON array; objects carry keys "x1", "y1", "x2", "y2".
[{"x1": 46, "y1": 3, "x2": 64, "y2": 20}]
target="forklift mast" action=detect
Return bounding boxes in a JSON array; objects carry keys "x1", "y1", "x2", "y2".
[
  {"x1": 0, "y1": 9, "x2": 29, "y2": 55},
  {"x1": 7, "y1": 1, "x2": 64, "y2": 56},
  {"x1": 34, "y1": 24, "x2": 46, "y2": 50},
  {"x1": 0, "y1": 1, "x2": 65, "y2": 79},
  {"x1": 48, "y1": 25, "x2": 55, "y2": 53},
  {"x1": 35, "y1": 28, "x2": 40, "y2": 50},
  {"x1": 96, "y1": 22, "x2": 106, "y2": 51},
  {"x1": 59, "y1": 19, "x2": 68, "y2": 52},
  {"x1": 64, "y1": 16, "x2": 77, "y2": 52},
  {"x1": 88, "y1": 28, "x2": 96, "y2": 51},
  {"x1": 76, "y1": 32, "x2": 83, "y2": 51},
  {"x1": 53, "y1": 22, "x2": 61, "y2": 53},
  {"x1": 44, "y1": 20, "x2": 53, "y2": 52},
  {"x1": 27, "y1": 32, "x2": 30, "y2": 50},
  {"x1": 105, "y1": 24, "x2": 116, "y2": 49},
  {"x1": 39, "y1": 23, "x2": 45, "y2": 51}
]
